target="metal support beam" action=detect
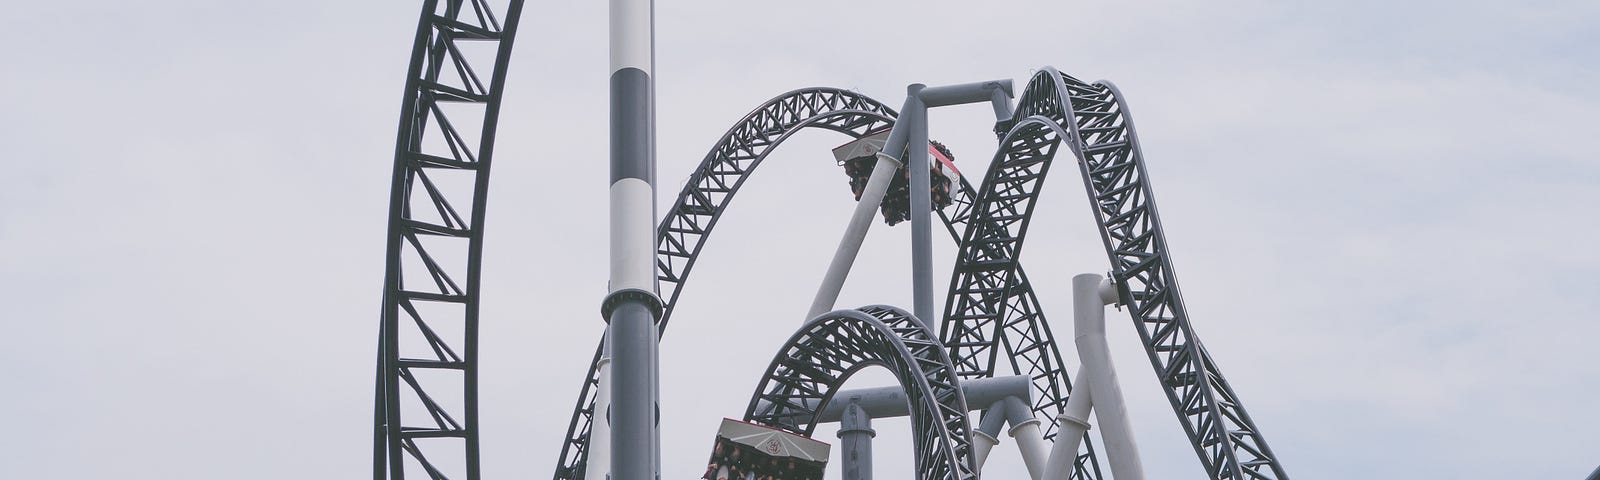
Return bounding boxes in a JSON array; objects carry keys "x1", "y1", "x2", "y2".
[
  {"x1": 1073, "y1": 274, "x2": 1144, "y2": 480},
  {"x1": 808, "y1": 150, "x2": 903, "y2": 319},
  {"x1": 838, "y1": 402, "x2": 875, "y2": 480},
  {"x1": 812, "y1": 79, "x2": 1014, "y2": 324},
  {"x1": 989, "y1": 86, "x2": 1015, "y2": 123},
  {"x1": 917, "y1": 79, "x2": 1014, "y2": 108},
  {"x1": 756, "y1": 375, "x2": 1031, "y2": 424},
  {"x1": 905, "y1": 84, "x2": 935, "y2": 324},
  {"x1": 973, "y1": 402, "x2": 1008, "y2": 470},
  {"x1": 1043, "y1": 368, "x2": 1092, "y2": 480},
  {"x1": 1005, "y1": 396, "x2": 1050, "y2": 480}
]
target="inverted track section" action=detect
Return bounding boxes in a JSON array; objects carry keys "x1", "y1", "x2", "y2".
[
  {"x1": 374, "y1": 1, "x2": 522, "y2": 478},
  {"x1": 744, "y1": 305, "x2": 977, "y2": 480},
  {"x1": 946, "y1": 68, "x2": 1288, "y2": 479},
  {"x1": 551, "y1": 88, "x2": 1106, "y2": 480}
]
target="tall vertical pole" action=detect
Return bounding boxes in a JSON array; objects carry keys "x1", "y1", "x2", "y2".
[
  {"x1": 905, "y1": 84, "x2": 934, "y2": 323},
  {"x1": 606, "y1": 0, "x2": 662, "y2": 479}
]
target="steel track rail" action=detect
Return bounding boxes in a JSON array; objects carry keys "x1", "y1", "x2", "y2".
[
  {"x1": 947, "y1": 67, "x2": 1288, "y2": 479},
  {"x1": 551, "y1": 88, "x2": 1105, "y2": 480},
  {"x1": 743, "y1": 305, "x2": 977, "y2": 480},
  {"x1": 374, "y1": 1, "x2": 523, "y2": 478}
]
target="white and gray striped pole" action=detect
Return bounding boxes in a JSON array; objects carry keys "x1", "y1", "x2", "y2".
[{"x1": 603, "y1": 0, "x2": 661, "y2": 479}]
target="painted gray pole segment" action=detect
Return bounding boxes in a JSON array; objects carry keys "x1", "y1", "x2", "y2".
[
  {"x1": 838, "y1": 402, "x2": 875, "y2": 480},
  {"x1": 606, "y1": 0, "x2": 660, "y2": 479},
  {"x1": 1586, "y1": 465, "x2": 1600, "y2": 480},
  {"x1": 905, "y1": 85, "x2": 935, "y2": 323},
  {"x1": 1073, "y1": 274, "x2": 1145, "y2": 480}
]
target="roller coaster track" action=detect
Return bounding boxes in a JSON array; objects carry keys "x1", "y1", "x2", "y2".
[
  {"x1": 744, "y1": 305, "x2": 977, "y2": 480},
  {"x1": 944, "y1": 67, "x2": 1289, "y2": 479},
  {"x1": 372, "y1": 4, "x2": 1285, "y2": 477},
  {"x1": 373, "y1": 0, "x2": 522, "y2": 478},
  {"x1": 550, "y1": 88, "x2": 1106, "y2": 480}
]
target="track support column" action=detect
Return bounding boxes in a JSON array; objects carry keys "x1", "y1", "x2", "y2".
[
  {"x1": 838, "y1": 402, "x2": 875, "y2": 480},
  {"x1": 1074, "y1": 274, "x2": 1144, "y2": 480},
  {"x1": 905, "y1": 85, "x2": 935, "y2": 322},
  {"x1": 605, "y1": 0, "x2": 663, "y2": 480}
]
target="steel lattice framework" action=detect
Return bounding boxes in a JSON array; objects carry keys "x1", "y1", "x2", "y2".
[
  {"x1": 372, "y1": 4, "x2": 1288, "y2": 477},
  {"x1": 743, "y1": 305, "x2": 977, "y2": 480},
  {"x1": 943, "y1": 67, "x2": 1289, "y2": 479},
  {"x1": 550, "y1": 88, "x2": 1106, "y2": 480},
  {"x1": 373, "y1": 0, "x2": 522, "y2": 478}
]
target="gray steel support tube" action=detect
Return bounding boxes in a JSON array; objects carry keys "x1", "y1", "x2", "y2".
[
  {"x1": 837, "y1": 402, "x2": 875, "y2": 480},
  {"x1": 1042, "y1": 367, "x2": 1092, "y2": 480},
  {"x1": 905, "y1": 85, "x2": 935, "y2": 323},
  {"x1": 917, "y1": 79, "x2": 1014, "y2": 108},
  {"x1": 806, "y1": 101, "x2": 913, "y2": 319},
  {"x1": 1004, "y1": 396, "x2": 1050, "y2": 480},
  {"x1": 605, "y1": 0, "x2": 662, "y2": 479},
  {"x1": 810, "y1": 79, "x2": 1013, "y2": 322},
  {"x1": 1074, "y1": 274, "x2": 1144, "y2": 480},
  {"x1": 972, "y1": 401, "x2": 1008, "y2": 470},
  {"x1": 989, "y1": 86, "x2": 1015, "y2": 123},
  {"x1": 755, "y1": 375, "x2": 1031, "y2": 424}
]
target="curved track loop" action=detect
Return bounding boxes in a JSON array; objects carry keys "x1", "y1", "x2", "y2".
[
  {"x1": 551, "y1": 88, "x2": 1106, "y2": 479},
  {"x1": 553, "y1": 89, "x2": 896, "y2": 480},
  {"x1": 946, "y1": 67, "x2": 1288, "y2": 479},
  {"x1": 744, "y1": 306, "x2": 977, "y2": 480},
  {"x1": 374, "y1": 0, "x2": 523, "y2": 478}
]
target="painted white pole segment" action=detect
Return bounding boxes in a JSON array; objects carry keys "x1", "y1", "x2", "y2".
[
  {"x1": 608, "y1": 0, "x2": 652, "y2": 75},
  {"x1": 1074, "y1": 274, "x2": 1145, "y2": 480},
  {"x1": 608, "y1": 179, "x2": 657, "y2": 293},
  {"x1": 1043, "y1": 367, "x2": 1092, "y2": 480}
]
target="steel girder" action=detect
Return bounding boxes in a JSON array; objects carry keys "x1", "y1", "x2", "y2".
[
  {"x1": 374, "y1": 1, "x2": 522, "y2": 478},
  {"x1": 945, "y1": 67, "x2": 1288, "y2": 479},
  {"x1": 550, "y1": 87, "x2": 1106, "y2": 479},
  {"x1": 743, "y1": 306, "x2": 977, "y2": 480}
]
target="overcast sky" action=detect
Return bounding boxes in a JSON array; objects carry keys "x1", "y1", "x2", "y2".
[{"x1": 2, "y1": 1, "x2": 1597, "y2": 478}]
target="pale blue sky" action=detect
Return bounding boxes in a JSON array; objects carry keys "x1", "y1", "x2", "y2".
[{"x1": 1, "y1": 1, "x2": 1596, "y2": 478}]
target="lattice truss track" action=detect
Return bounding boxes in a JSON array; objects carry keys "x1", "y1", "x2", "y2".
[
  {"x1": 374, "y1": 1, "x2": 522, "y2": 478},
  {"x1": 549, "y1": 87, "x2": 1112, "y2": 480},
  {"x1": 943, "y1": 68, "x2": 1289, "y2": 479},
  {"x1": 369, "y1": 3, "x2": 1287, "y2": 476},
  {"x1": 744, "y1": 306, "x2": 977, "y2": 480}
]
